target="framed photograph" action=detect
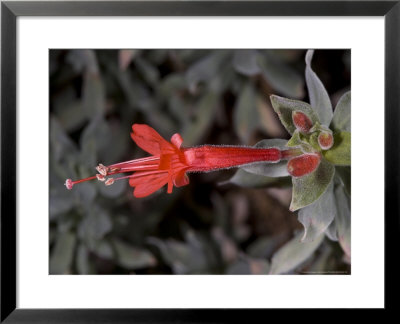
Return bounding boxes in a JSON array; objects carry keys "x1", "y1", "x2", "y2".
[{"x1": 1, "y1": 0, "x2": 397, "y2": 321}]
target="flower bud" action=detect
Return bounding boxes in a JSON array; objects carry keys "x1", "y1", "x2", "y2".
[
  {"x1": 318, "y1": 131, "x2": 334, "y2": 150},
  {"x1": 287, "y1": 153, "x2": 320, "y2": 177},
  {"x1": 292, "y1": 111, "x2": 313, "y2": 134}
]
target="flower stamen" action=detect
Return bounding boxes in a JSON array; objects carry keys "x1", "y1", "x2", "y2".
[
  {"x1": 105, "y1": 178, "x2": 115, "y2": 186},
  {"x1": 96, "y1": 163, "x2": 108, "y2": 176},
  {"x1": 96, "y1": 174, "x2": 106, "y2": 181}
]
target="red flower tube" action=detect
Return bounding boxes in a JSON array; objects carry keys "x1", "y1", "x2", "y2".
[{"x1": 66, "y1": 124, "x2": 300, "y2": 198}]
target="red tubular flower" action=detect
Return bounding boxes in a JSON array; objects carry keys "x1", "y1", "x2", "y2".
[{"x1": 65, "y1": 124, "x2": 300, "y2": 198}]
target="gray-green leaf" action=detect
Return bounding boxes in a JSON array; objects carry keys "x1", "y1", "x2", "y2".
[
  {"x1": 269, "y1": 231, "x2": 324, "y2": 274},
  {"x1": 185, "y1": 50, "x2": 229, "y2": 93},
  {"x1": 232, "y1": 50, "x2": 261, "y2": 76},
  {"x1": 182, "y1": 92, "x2": 218, "y2": 146},
  {"x1": 76, "y1": 243, "x2": 94, "y2": 274},
  {"x1": 228, "y1": 169, "x2": 291, "y2": 188},
  {"x1": 305, "y1": 50, "x2": 333, "y2": 125},
  {"x1": 290, "y1": 157, "x2": 335, "y2": 211},
  {"x1": 336, "y1": 166, "x2": 351, "y2": 196},
  {"x1": 227, "y1": 258, "x2": 270, "y2": 275},
  {"x1": 99, "y1": 176, "x2": 127, "y2": 198},
  {"x1": 331, "y1": 91, "x2": 351, "y2": 132},
  {"x1": 270, "y1": 95, "x2": 319, "y2": 135},
  {"x1": 135, "y1": 56, "x2": 160, "y2": 86},
  {"x1": 50, "y1": 231, "x2": 76, "y2": 274},
  {"x1": 234, "y1": 82, "x2": 259, "y2": 143},
  {"x1": 334, "y1": 184, "x2": 351, "y2": 257},
  {"x1": 78, "y1": 207, "x2": 112, "y2": 247},
  {"x1": 298, "y1": 181, "x2": 336, "y2": 242},
  {"x1": 325, "y1": 219, "x2": 338, "y2": 241},
  {"x1": 79, "y1": 116, "x2": 111, "y2": 167},
  {"x1": 259, "y1": 51, "x2": 304, "y2": 99},
  {"x1": 82, "y1": 72, "x2": 106, "y2": 119},
  {"x1": 148, "y1": 235, "x2": 212, "y2": 274},
  {"x1": 111, "y1": 239, "x2": 157, "y2": 270},
  {"x1": 50, "y1": 116, "x2": 78, "y2": 162},
  {"x1": 286, "y1": 130, "x2": 314, "y2": 153},
  {"x1": 322, "y1": 131, "x2": 351, "y2": 166}
]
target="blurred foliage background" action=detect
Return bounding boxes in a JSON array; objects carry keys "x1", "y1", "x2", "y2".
[{"x1": 49, "y1": 49, "x2": 350, "y2": 274}]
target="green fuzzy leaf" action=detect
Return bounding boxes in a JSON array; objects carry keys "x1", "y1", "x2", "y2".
[
  {"x1": 135, "y1": 56, "x2": 160, "y2": 86},
  {"x1": 227, "y1": 258, "x2": 270, "y2": 275},
  {"x1": 78, "y1": 207, "x2": 112, "y2": 248},
  {"x1": 305, "y1": 50, "x2": 333, "y2": 125},
  {"x1": 158, "y1": 74, "x2": 186, "y2": 99},
  {"x1": 79, "y1": 116, "x2": 111, "y2": 167},
  {"x1": 82, "y1": 72, "x2": 106, "y2": 119},
  {"x1": 209, "y1": 61, "x2": 236, "y2": 93},
  {"x1": 298, "y1": 181, "x2": 336, "y2": 242},
  {"x1": 73, "y1": 181, "x2": 97, "y2": 205},
  {"x1": 57, "y1": 100, "x2": 87, "y2": 133},
  {"x1": 99, "y1": 176, "x2": 126, "y2": 198},
  {"x1": 336, "y1": 166, "x2": 351, "y2": 195},
  {"x1": 290, "y1": 157, "x2": 335, "y2": 211},
  {"x1": 259, "y1": 51, "x2": 304, "y2": 99},
  {"x1": 331, "y1": 91, "x2": 351, "y2": 132},
  {"x1": 148, "y1": 233, "x2": 215, "y2": 274},
  {"x1": 234, "y1": 82, "x2": 259, "y2": 143},
  {"x1": 232, "y1": 49, "x2": 261, "y2": 76},
  {"x1": 246, "y1": 236, "x2": 284, "y2": 259},
  {"x1": 286, "y1": 130, "x2": 314, "y2": 153},
  {"x1": 66, "y1": 49, "x2": 99, "y2": 75},
  {"x1": 334, "y1": 184, "x2": 351, "y2": 257},
  {"x1": 287, "y1": 130, "x2": 303, "y2": 147},
  {"x1": 309, "y1": 132, "x2": 321, "y2": 151},
  {"x1": 182, "y1": 92, "x2": 218, "y2": 146},
  {"x1": 308, "y1": 243, "x2": 334, "y2": 273},
  {"x1": 228, "y1": 169, "x2": 291, "y2": 188},
  {"x1": 269, "y1": 231, "x2": 324, "y2": 274},
  {"x1": 111, "y1": 239, "x2": 157, "y2": 270},
  {"x1": 76, "y1": 243, "x2": 94, "y2": 274},
  {"x1": 243, "y1": 139, "x2": 289, "y2": 177},
  {"x1": 322, "y1": 131, "x2": 351, "y2": 166},
  {"x1": 92, "y1": 240, "x2": 114, "y2": 260},
  {"x1": 167, "y1": 94, "x2": 189, "y2": 125},
  {"x1": 185, "y1": 50, "x2": 229, "y2": 93},
  {"x1": 270, "y1": 95, "x2": 319, "y2": 135},
  {"x1": 50, "y1": 116, "x2": 78, "y2": 162},
  {"x1": 49, "y1": 184, "x2": 75, "y2": 220},
  {"x1": 325, "y1": 219, "x2": 339, "y2": 241},
  {"x1": 50, "y1": 231, "x2": 76, "y2": 274}
]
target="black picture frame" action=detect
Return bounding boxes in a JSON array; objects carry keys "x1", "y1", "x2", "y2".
[{"x1": 1, "y1": 1, "x2": 398, "y2": 321}]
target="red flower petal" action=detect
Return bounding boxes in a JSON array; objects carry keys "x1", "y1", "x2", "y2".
[
  {"x1": 171, "y1": 133, "x2": 183, "y2": 149},
  {"x1": 173, "y1": 170, "x2": 190, "y2": 187},
  {"x1": 129, "y1": 171, "x2": 169, "y2": 198},
  {"x1": 131, "y1": 124, "x2": 175, "y2": 155}
]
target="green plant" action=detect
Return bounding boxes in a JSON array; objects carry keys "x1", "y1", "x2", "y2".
[
  {"x1": 231, "y1": 50, "x2": 351, "y2": 273},
  {"x1": 50, "y1": 49, "x2": 350, "y2": 275}
]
